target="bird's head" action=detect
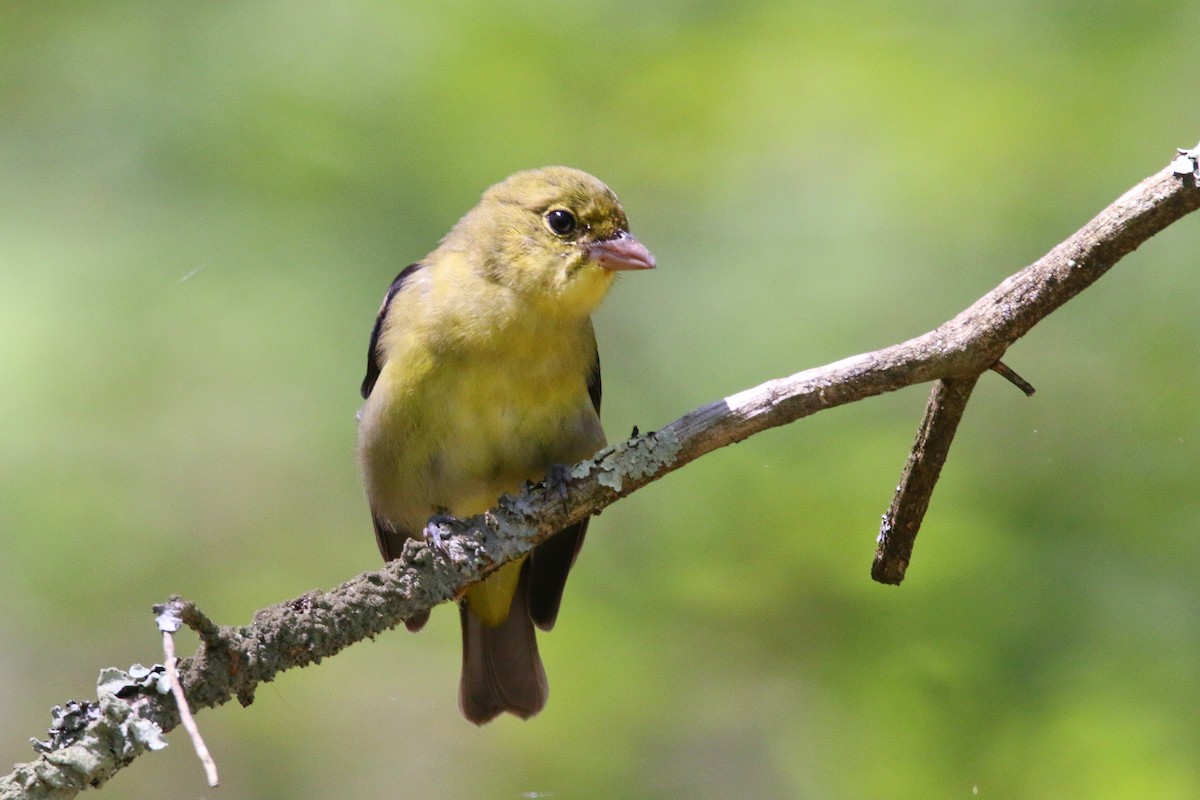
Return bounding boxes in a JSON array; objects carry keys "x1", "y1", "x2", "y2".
[{"x1": 450, "y1": 166, "x2": 655, "y2": 318}]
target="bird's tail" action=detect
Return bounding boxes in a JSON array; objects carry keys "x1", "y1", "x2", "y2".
[{"x1": 458, "y1": 562, "x2": 548, "y2": 724}]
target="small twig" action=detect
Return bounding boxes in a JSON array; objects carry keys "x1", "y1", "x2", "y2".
[
  {"x1": 873, "y1": 375, "x2": 979, "y2": 584},
  {"x1": 174, "y1": 597, "x2": 223, "y2": 644},
  {"x1": 990, "y1": 360, "x2": 1036, "y2": 396},
  {"x1": 158, "y1": 606, "x2": 219, "y2": 787}
]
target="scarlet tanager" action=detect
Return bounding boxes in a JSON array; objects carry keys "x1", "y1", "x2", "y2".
[{"x1": 357, "y1": 167, "x2": 654, "y2": 723}]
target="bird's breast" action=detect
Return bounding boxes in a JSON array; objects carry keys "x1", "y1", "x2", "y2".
[{"x1": 358, "y1": 319, "x2": 603, "y2": 534}]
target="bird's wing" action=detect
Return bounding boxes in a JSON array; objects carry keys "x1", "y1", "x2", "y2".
[
  {"x1": 360, "y1": 262, "x2": 424, "y2": 399},
  {"x1": 362, "y1": 262, "x2": 430, "y2": 632},
  {"x1": 527, "y1": 346, "x2": 602, "y2": 631},
  {"x1": 586, "y1": 350, "x2": 602, "y2": 415}
]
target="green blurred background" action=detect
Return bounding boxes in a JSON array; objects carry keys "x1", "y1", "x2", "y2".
[{"x1": 2, "y1": 3, "x2": 1197, "y2": 798}]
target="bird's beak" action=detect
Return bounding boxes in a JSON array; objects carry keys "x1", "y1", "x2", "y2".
[{"x1": 586, "y1": 231, "x2": 656, "y2": 272}]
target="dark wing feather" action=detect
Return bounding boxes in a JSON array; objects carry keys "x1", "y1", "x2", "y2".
[
  {"x1": 361, "y1": 262, "x2": 424, "y2": 399},
  {"x1": 363, "y1": 263, "x2": 427, "y2": 632},
  {"x1": 527, "y1": 522, "x2": 589, "y2": 630},
  {"x1": 527, "y1": 347, "x2": 602, "y2": 630},
  {"x1": 586, "y1": 350, "x2": 602, "y2": 414},
  {"x1": 372, "y1": 513, "x2": 429, "y2": 631}
]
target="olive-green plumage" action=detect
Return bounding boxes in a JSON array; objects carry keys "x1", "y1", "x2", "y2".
[{"x1": 357, "y1": 167, "x2": 654, "y2": 724}]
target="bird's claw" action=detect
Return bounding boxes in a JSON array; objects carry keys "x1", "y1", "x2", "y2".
[
  {"x1": 423, "y1": 513, "x2": 457, "y2": 553},
  {"x1": 547, "y1": 464, "x2": 572, "y2": 513}
]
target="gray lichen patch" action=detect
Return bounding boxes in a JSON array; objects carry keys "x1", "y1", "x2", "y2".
[{"x1": 596, "y1": 430, "x2": 682, "y2": 492}]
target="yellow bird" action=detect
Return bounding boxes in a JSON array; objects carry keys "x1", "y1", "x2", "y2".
[{"x1": 357, "y1": 167, "x2": 654, "y2": 723}]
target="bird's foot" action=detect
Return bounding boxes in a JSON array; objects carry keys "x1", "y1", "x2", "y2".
[
  {"x1": 547, "y1": 464, "x2": 572, "y2": 514},
  {"x1": 423, "y1": 513, "x2": 458, "y2": 552}
]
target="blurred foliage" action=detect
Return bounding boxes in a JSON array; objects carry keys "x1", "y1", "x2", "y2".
[{"x1": 2, "y1": 2, "x2": 1198, "y2": 798}]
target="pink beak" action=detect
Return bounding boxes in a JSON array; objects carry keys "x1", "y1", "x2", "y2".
[{"x1": 586, "y1": 231, "x2": 656, "y2": 272}]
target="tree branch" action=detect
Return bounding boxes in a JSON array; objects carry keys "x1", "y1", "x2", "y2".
[
  {"x1": 4, "y1": 145, "x2": 1198, "y2": 799},
  {"x1": 873, "y1": 375, "x2": 979, "y2": 584}
]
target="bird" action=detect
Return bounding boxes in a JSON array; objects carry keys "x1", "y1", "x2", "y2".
[{"x1": 356, "y1": 166, "x2": 654, "y2": 724}]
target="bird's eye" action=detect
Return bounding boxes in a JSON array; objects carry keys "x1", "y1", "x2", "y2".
[{"x1": 545, "y1": 208, "x2": 578, "y2": 237}]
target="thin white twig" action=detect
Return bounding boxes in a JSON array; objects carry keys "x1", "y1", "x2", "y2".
[{"x1": 162, "y1": 629, "x2": 219, "y2": 786}]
